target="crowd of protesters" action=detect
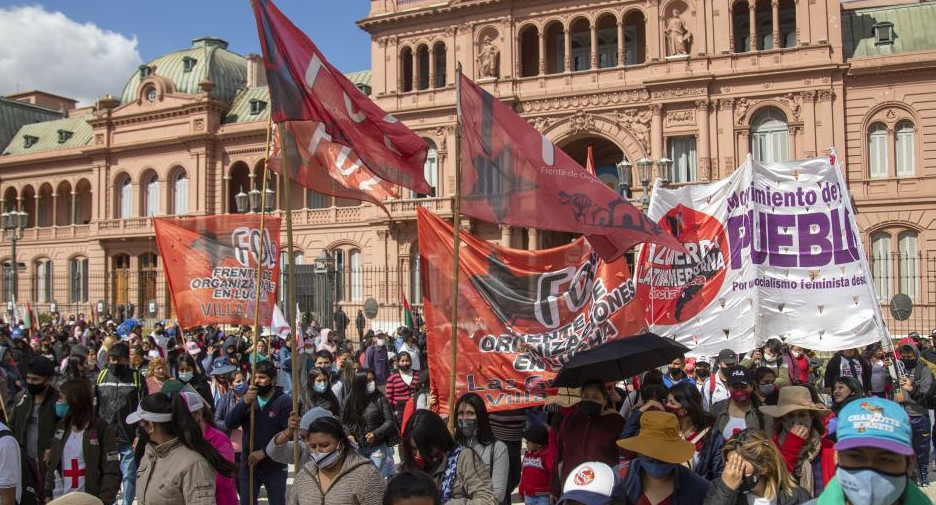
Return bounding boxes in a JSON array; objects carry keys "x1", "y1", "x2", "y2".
[{"x1": 0, "y1": 309, "x2": 933, "y2": 505}]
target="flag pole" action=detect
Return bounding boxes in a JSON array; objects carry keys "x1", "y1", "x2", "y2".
[
  {"x1": 447, "y1": 64, "x2": 463, "y2": 430},
  {"x1": 247, "y1": 115, "x2": 273, "y2": 504},
  {"x1": 278, "y1": 126, "x2": 302, "y2": 470}
]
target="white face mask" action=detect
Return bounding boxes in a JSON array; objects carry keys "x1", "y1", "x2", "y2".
[
  {"x1": 376, "y1": 339, "x2": 386, "y2": 347},
  {"x1": 836, "y1": 467, "x2": 907, "y2": 505},
  {"x1": 366, "y1": 381, "x2": 377, "y2": 394}
]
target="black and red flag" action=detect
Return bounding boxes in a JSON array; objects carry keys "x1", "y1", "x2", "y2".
[
  {"x1": 250, "y1": 0, "x2": 432, "y2": 206},
  {"x1": 458, "y1": 73, "x2": 682, "y2": 259}
]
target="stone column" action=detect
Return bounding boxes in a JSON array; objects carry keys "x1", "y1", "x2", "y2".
[
  {"x1": 538, "y1": 32, "x2": 546, "y2": 75},
  {"x1": 749, "y1": 3, "x2": 758, "y2": 52},
  {"x1": 696, "y1": 100, "x2": 711, "y2": 180},
  {"x1": 500, "y1": 224, "x2": 511, "y2": 247},
  {"x1": 771, "y1": 0, "x2": 780, "y2": 49},
  {"x1": 397, "y1": 51, "x2": 405, "y2": 91},
  {"x1": 221, "y1": 175, "x2": 230, "y2": 214},
  {"x1": 52, "y1": 192, "x2": 58, "y2": 226},
  {"x1": 617, "y1": 21, "x2": 626, "y2": 66},
  {"x1": 528, "y1": 228, "x2": 539, "y2": 251},
  {"x1": 590, "y1": 23, "x2": 598, "y2": 69},
  {"x1": 71, "y1": 190, "x2": 77, "y2": 225},
  {"x1": 412, "y1": 50, "x2": 419, "y2": 89},
  {"x1": 34, "y1": 195, "x2": 40, "y2": 227},
  {"x1": 428, "y1": 46, "x2": 436, "y2": 88},
  {"x1": 802, "y1": 91, "x2": 818, "y2": 157},
  {"x1": 563, "y1": 28, "x2": 572, "y2": 73},
  {"x1": 650, "y1": 105, "x2": 664, "y2": 176}
]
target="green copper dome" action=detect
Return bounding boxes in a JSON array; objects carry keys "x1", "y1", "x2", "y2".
[{"x1": 120, "y1": 37, "x2": 248, "y2": 104}]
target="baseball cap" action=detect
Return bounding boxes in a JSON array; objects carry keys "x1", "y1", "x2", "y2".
[
  {"x1": 717, "y1": 349, "x2": 737, "y2": 365},
  {"x1": 725, "y1": 365, "x2": 752, "y2": 386},
  {"x1": 557, "y1": 462, "x2": 618, "y2": 505},
  {"x1": 27, "y1": 356, "x2": 56, "y2": 378},
  {"x1": 835, "y1": 397, "x2": 913, "y2": 456},
  {"x1": 185, "y1": 341, "x2": 200, "y2": 355},
  {"x1": 179, "y1": 391, "x2": 206, "y2": 413}
]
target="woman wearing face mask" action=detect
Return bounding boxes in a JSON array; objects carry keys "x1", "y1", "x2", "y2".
[
  {"x1": 178, "y1": 391, "x2": 238, "y2": 505},
  {"x1": 386, "y1": 352, "x2": 420, "y2": 425},
  {"x1": 146, "y1": 357, "x2": 171, "y2": 394},
  {"x1": 754, "y1": 367, "x2": 780, "y2": 407},
  {"x1": 340, "y1": 368, "x2": 399, "y2": 478},
  {"x1": 665, "y1": 383, "x2": 725, "y2": 481},
  {"x1": 174, "y1": 354, "x2": 214, "y2": 410},
  {"x1": 44, "y1": 379, "x2": 121, "y2": 503},
  {"x1": 617, "y1": 411, "x2": 712, "y2": 505},
  {"x1": 704, "y1": 429, "x2": 811, "y2": 505},
  {"x1": 713, "y1": 366, "x2": 764, "y2": 441},
  {"x1": 862, "y1": 343, "x2": 893, "y2": 399},
  {"x1": 830, "y1": 377, "x2": 864, "y2": 416},
  {"x1": 213, "y1": 370, "x2": 246, "y2": 490},
  {"x1": 402, "y1": 410, "x2": 497, "y2": 505},
  {"x1": 130, "y1": 392, "x2": 236, "y2": 505},
  {"x1": 745, "y1": 339, "x2": 799, "y2": 388},
  {"x1": 289, "y1": 415, "x2": 385, "y2": 505},
  {"x1": 303, "y1": 366, "x2": 341, "y2": 416},
  {"x1": 454, "y1": 393, "x2": 509, "y2": 503},
  {"x1": 549, "y1": 380, "x2": 625, "y2": 499},
  {"x1": 760, "y1": 386, "x2": 829, "y2": 495}
]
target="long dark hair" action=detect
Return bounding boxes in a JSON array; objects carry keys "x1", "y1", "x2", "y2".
[
  {"x1": 175, "y1": 354, "x2": 204, "y2": 380},
  {"x1": 453, "y1": 393, "x2": 496, "y2": 446},
  {"x1": 304, "y1": 366, "x2": 340, "y2": 416},
  {"x1": 307, "y1": 416, "x2": 351, "y2": 457},
  {"x1": 401, "y1": 410, "x2": 455, "y2": 470},
  {"x1": 342, "y1": 368, "x2": 381, "y2": 431},
  {"x1": 61, "y1": 379, "x2": 94, "y2": 431},
  {"x1": 140, "y1": 393, "x2": 236, "y2": 477},
  {"x1": 669, "y1": 382, "x2": 714, "y2": 430}
]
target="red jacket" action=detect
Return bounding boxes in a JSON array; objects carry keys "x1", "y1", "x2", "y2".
[
  {"x1": 550, "y1": 409, "x2": 626, "y2": 496},
  {"x1": 519, "y1": 446, "x2": 553, "y2": 498}
]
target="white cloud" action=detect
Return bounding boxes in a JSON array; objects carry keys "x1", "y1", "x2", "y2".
[{"x1": 0, "y1": 5, "x2": 142, "y2": 106}]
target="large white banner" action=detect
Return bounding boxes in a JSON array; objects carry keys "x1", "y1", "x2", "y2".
[{"x1": 634, "y1": 156, "x2": 886, "y2": 355}]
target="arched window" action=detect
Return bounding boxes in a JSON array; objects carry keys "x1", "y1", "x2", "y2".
[
  {"x1": 896, "y1": 121, "x2": 915, "y2": 177},
  {"x1": 871, "y1": 232, "x2": 892, "y2": 301},
  {"x1": 518, "y1": 25, "x2": 540, "y2": 77},
  {"x1": 898, "y1": 231, "x2": 918, "y2": 301},
  {"x1": 69, "y1": 257, "x2": 88, "y2": 303},
  {"x1": 400, "y1": 47, "x2": 414, "y2": 92},
  {"x1": 750, "y1": 108, "x2": 789, "y2": 163},
  {"x1": 569, "y1": 18, "x2": 592, "y2": 72},
  {"x1": 350, "y1": 249, "x2": 362, "y2": 302},
  {"x1": 596, "y1": 14, "x2": 619, "y2": 68},
  {"x1": 433, "y1": 42, "x2": 447, "y2": 88},
  {"x1": 112, "y1": 254, "x2": 131, "y2": 308},
  {"x1": 118, "y1": 177, "x2": 133, "y2": 219},
  {"x1": 173, "y1": 170, "x2": 189, "y2": 215},
  {"x1": 417, "y1": 139, "x2": 438, "y2": 198},
  {"x1": 623, "y1": 11, "x2": 647, "y2": 65},
  {"x1": 35, "y1": 259, "x2": 52, "y2": 304},
  {"x1": 416, "y1": 45, "x2": 430, "y2": 90},
  {"x1": 139, "y1": 253, "x2": 158, "y2": 311},
  {"x1": 144, "y1": 173, "x2": 160, "y2": 217},
  {"x1": 733, "y1": 1, "x2": 751, "y2": 53},
  {"x1": 333, "y1": 249, "x2": 345, "y2": 302},
  {"x1": 868, "y1": 123, "x2": 888, "y2": 179}
]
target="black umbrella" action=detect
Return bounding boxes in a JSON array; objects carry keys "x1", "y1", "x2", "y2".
[{"x1": 552, "y1": 333, "x2": 690, "y2": 387}]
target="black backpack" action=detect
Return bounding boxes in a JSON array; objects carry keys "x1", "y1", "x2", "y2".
[{"x1": 0, "y1": 429, "x2": 41, "y2": 505}]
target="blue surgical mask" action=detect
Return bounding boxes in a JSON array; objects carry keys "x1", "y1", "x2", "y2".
[
  {"x1": 314, "y1": 382, "x2": 327, "y2": 394},
  {"x1": 178, "y1": 371, "x2": 194, "y2": 383},
  {"x1": 639, "y1": 457, "x2": 678, "y2": 478},
  {"x1": 55, "y1": 401, "x2": 69, "y2": 418},
  {"x1": 836, "y1": 467, "x2": 907, "y2": 505},
  {"x1": 233, "y1": 382, "x2": 248, "y2": 395}
]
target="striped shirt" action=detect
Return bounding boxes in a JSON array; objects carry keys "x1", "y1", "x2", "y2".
[
  {"x1": 385, "y1": 372, "x2": 419, "y2": 406},
  {"x1": 490, "y1": 409, "x2": 527, "y2": 442}
]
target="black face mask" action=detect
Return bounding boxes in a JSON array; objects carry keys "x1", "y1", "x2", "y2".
[
  {"x1": 110, "y1": 363, "x2": 129, "y2": 376},
  {"x1": 738, "y1": 474, "x2": 760, "y2": 493},
  {"x1": 696, "y1": 369, "x2": 711, "y2": 380},
  {"x1": 26, "y1": 382, "x2": 47, "y2": 396},
  {"x1": 902, "y1": 358, "x2": 917, "y2": 370},
  {"x1": 579, "y1": 400, "x2": 602, "y2": 417},
  {"x1": 668, "y1": 366, "x2": 684, "y2": 377},
  {"x1": 256, "y1": 383, "x2": 274, "y2": 396}
]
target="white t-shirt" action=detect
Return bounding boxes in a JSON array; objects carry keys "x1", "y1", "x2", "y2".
[
  {"x1": 53, "y1": 430, "x2": 87, "y2": 497},
  {"x1": 0, "y1": 421, "x2": 22, "y2": 503},
  {"x1": 746, "y1": 493, "x2": 775, "y2": 505},
  {"x1": 722, "y1": 415, "x2": 748, "y2": 440}
]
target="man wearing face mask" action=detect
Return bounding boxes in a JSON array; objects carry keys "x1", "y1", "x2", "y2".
[
  {"x1": 893, "y1": 344, "x2": 932, "y2": 487},
  {"x1": 549, "y1": 380, "x2": 626, "y2": 500},
  {"x1": 9, "y1": 356, "x2": 58, "y2": 484},
  {"x1": 804, "y1": 397, "x2": 929, "y2": 505},
  {"x1": 93, "y1": 342, "x2": 147, "y2": 505},
  {"x1": 617, "y1": 411, "x2": 712, "y2": 504},
  {"x1": 663, "y1": 356, "x2": 696, "y2": 389},
  {"x1": 704, "y1": 350, "x2": 738, "y2": 412},
  {"x1": 364, "y1": 333, "x2": 390, "y2": 390}
]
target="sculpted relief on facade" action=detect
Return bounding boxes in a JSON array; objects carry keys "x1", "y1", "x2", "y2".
[{"x1": 665, "y1": 8, "x2": 693, "y2": 56}]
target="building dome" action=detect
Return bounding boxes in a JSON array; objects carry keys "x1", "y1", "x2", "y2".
[{"x1": 120, "y1": 37, "x2": 248, "y2": 104}]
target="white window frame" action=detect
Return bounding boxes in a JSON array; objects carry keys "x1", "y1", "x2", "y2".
[
  {"x1": 896, "y1": 121, "x2": 915, "y2": 177},
  {"x1": 668, "y1": 136, "x2": 697, "y2": 183},
  {"x1": 868, "y1": 123, "x2": 889, "y2": 179}
]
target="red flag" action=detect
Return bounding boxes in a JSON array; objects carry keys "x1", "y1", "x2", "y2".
[
  {"x1": 154, "y1": 215, "x2": 281, "y2": 328},
  {"x1": 417, "y1": 207, "x2": 647, "y2": 413},
  {"x1": 586, "y1": 145, "x2": 596, "y2": 176},
  {"x1": 458, "y1": 74, "x2": 682, "y2": 258},
  {"x1": 251, "y1": 0, "x2": 432, "y2": 205}
]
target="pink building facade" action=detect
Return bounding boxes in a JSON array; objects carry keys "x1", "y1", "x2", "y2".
[{"x1": 0, "y1": 0, "x2": 932, "y2": 335}]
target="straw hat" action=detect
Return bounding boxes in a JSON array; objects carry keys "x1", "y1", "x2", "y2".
[
  {"x1": 759, "y1": 386, "x2": 830, "y2": 418},
  {"x1": 616, "y1": 411, "x2": 695, "y2": 464},
  {"x1": 48, "y1": 492, "x2": 105, "y2": 505}
]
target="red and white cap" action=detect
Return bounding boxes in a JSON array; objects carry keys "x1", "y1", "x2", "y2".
[{"x1": 557, "y1": 462, "x2": 617, "y2": 505}]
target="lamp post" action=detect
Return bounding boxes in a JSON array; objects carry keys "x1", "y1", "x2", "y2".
[
  {"x1": 657, "y1": 156, "x2": 674, "y2": 186},
  {"x1": 636, "y1": 157, "x2": 653, "y2": 212},
  {"x1": 1, "y1": 210, "x2": 27, "y2": 302},
  {"x1": 616, "y1": 157, "x2": 633, "y2": 199},
  {"x1": 234, "y1": 185, "x2": 275, "y2": 214}
]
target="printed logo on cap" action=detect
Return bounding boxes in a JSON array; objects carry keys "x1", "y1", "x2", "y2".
[
  {"x1": 574, "y1": 466, "x2": 596, "y2": 486},
  {"x1": 636, "y1": 205, "x2": 729, "y2": 325}
]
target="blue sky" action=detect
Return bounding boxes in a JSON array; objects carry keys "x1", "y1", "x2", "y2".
[{"x1": 0, "y1": 1, "x2": 373, "y2": 103}]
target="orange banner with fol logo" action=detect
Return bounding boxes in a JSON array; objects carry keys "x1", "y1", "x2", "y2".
[{"x1": 154, "y1": 215, "x2": 281, "y2": 329}]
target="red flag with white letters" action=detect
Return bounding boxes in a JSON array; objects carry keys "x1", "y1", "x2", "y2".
[{"x1": 251, "y1": 0, "x2": 432, "y2": 206}]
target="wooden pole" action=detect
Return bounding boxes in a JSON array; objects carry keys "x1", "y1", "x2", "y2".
[
  {"x1": 278, "y1": 126, "x2": 301, "y2": 470},
  {"x1": 248, "y1": 116, "x2": 273, "y2": 504},
  {"x1": 447, "y1": 64, "x2": 463, "y2": 429}
]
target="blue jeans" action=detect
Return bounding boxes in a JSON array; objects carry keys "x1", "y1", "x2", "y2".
[
  {"x1": 117, "y1": 443, "x2": 136, "y2": 505},
  {"x1": 524, "y1": 496, "x2": 550, "y2": 505},
  {"x1": 910, "y1": 413, "x2": 930, "y2": 485},
  {"x1": 360, "y1": 444, "x2": 396, "y2": 478},
  {"x1": 238, "y1": 465, "x2": 287, "y2": 505}
]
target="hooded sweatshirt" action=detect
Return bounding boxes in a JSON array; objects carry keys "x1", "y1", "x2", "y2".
[{"x1": 897, "y1": 345, "x2": 933, "y2": 417}]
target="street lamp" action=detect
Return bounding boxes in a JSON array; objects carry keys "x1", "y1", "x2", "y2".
[
  {"x1": 236, "y1": 184, "x2": 275, "y2": 214},
  {"x1": 636, "y1": 157, "x2": 653, "y2": 211},
  {"x1": 616, "y1": 158, "x2": 633, "y2": 198},
  {"x1": 657, "y1": 156, "x2": 674, "y2": 185},
  {"x1": 2, "y1": 209, "x2": 27, "y2": 302},
  {"x1": 264, "y1": 187, "x2": 275, "y2": 213},
  {"x1": 248, "y1": 187, "x2": 262, "y2": 213},
  {"x1": 234, "y1": 188, "x2": 249, "y2": 213}
]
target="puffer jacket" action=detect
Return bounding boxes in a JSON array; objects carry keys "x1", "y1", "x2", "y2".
[
  {"x1": 94, "y1": 366, "x2": 148, "y2": 445},
  {"x1": 44, "y1": 417, "x2": 121, "y2": 504},
  {"x1": 135, "y1": 438, "x2": 216, "y2": 505},
  {"x1": 341, "y1": 392, "x2": 397, "y2": 449},
  {"x1": 287, "y1": 448, "x2": 384, "y2": 505}
]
